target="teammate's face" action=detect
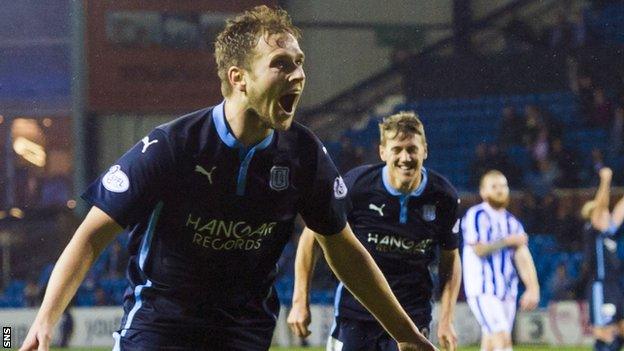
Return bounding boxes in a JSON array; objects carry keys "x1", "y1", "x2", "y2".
[
  {"x1": 480, "y1": 174, "x2": 510, "y2": 209},
  {"x1": 379, "y1": 133, "x2": 427, "y2": 192},
  {"x1": 244, "y1": 32, "x2": 305, "y2": 131}
]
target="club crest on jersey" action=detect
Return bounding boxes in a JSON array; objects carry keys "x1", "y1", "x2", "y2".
[
  {"x1": 270, "y1": 166, "x2": 289, "y2": 191},
  {"x1": 333, "y1": 176, "x2": 348, "y2": 199},
  {"x1": 422, "y1": 205, "x2": 436, "y2": 221},
  {"x1": 102, "y1": 165, "x2": 129, "y2": 193}
]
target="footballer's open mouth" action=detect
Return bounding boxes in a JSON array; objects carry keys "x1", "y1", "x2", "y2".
[{"x1": 278, "y1": 93, "x2": 299, "y2": 114}]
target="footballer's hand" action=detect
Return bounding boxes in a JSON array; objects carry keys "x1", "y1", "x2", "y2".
[
  {"x1": 437, "y1": 322, "x2": 457, "y2": 351},
  {"x1": 19, "y1": 320, "x2": 52, "y2": 351},
  {"x1": 599, "y1": 167, "x2": 613, "y2": 180},
  {"x1": 398, "y1": 340, "x2": 439, "y2": 351},
  {"x1": 520, "y1": 289, "x2": 540, "y2": 311},
  {"x1": 287, "y1": 301, "x2": 312, "y2": 338},
  {"x1": 505, "y1": 233, "x2": 528, "y2": 248}
]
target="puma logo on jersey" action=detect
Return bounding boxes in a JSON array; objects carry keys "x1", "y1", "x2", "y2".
[
  {"x1": 141, "y1": 136, "x2": 159, "y2": 153},
  {"x1": 369, "y1": 203, "x2": 385, "y2": 216},
  {"x1": 195, "y1": 165, "x2": 216, "y2": 184}
]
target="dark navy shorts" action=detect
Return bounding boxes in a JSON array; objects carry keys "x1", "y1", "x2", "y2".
[
  {"x1": 329, "y1": 316, "x2": 430, "y2": 351},
  {"x1": 113, "y1": 322, "x2": 275, "y2": 351},
  {"x1": 588, "y1": 280, "x2": 624, "y2": 327}
]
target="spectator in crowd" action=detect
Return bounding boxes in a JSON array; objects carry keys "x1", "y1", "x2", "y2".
[
  {"x1": 549, "y1": 12, "x2": 573, "y2": 53},
  {"x1": 570, "y1": 9, "x2": 591, "y2": 49},
  {"x1": 503, "y1": 16, "x2": 538, "y2": 53},
  {"x1": 553, "y1": 196, "x2": 584, "y2": 252},
  {"x1": 531, "y1": 129, "x2": 550, "y2": 163},
  {"x1": 590, "y1": 87, "x2": 614, "y2": 128},
  {"x1": 487, "y1": 144, "x2": 521, "y2": 187},
  {"x1": 337, "y1": 135, "x2": 364, "y2": 174},
  {"x1": 608, "y1": 106, "x2": 624, "y2": 159},
  {"x1": 549, "y1": 263, "x2": 576, "y2": 301},
  {"x1": 498, "y1": 106, "x2": 525, "y2": 148},
  {"x1": 94, "y1": 287, "x2": 109, "y2": 306},
  {"x1": 522, "y1": 105, "x2": 545, "y2": 146},
  {"x1": 469, "y1": 143, "x2": 490, "y2": 187},
  {"x1": 24, "y1": 279, "x2": 40, "y2": 307},
  {"x1": 551, "y1": 138, "x2": 580, "y2": 187},
  {"x1": 519, "y1": 192, "x2": 540, "y2": 233},
  {"x1": 525, "y1": 159, "x2": 560, "y2": 198},
  {"x1": 575, "y1": 74, "x2": 595, "y2": 121},
  {"x1": 583, "y1": 148, "x2": 606, "y2": 186},
  {"x1": 537, "y1": 193, "x2": 559, "y2": 234},
  {"x1": 105, "y1": 240, "x2": 127, "y2": 279}
]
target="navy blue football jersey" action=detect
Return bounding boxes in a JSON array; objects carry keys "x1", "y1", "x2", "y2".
[
  {"x1": 82, "y1": 101, "x2": 348, "y2": 336},
  {"x1": 334, "y1": 163, "x2": 459, "y2": 321},
  {"x1": 583, "y1": 222, "x2": 622, "y2": 282}
]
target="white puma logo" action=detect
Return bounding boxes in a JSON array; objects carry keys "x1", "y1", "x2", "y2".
[
  {"x1": 141, "y1": 136, "x2": 159, "y2": 153},
  {"x1": 369, "y1": 203, "x2": 385, "y2": 216},
  {"x1": 195, "y1": 165, "x2": 217, "y2": 184}
]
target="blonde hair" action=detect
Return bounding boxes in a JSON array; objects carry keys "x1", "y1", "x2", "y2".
[
  {"x1": 479, "y1": 170, "x2": 506, "y2": 189},
  {"x1": 214, "y1": 5, "x2": 301, "y2": 97},
  {"x1": 379, "y1": 111, "x2": 427, "y2": 146},
  {"x1": 581, "y1": 200, "x2": 596, "y2": 220}
]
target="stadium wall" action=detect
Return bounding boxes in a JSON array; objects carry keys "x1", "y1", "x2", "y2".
[
  {"x1": 287, "y1": 0, "x2": 453, "y2": 108},
  {"x1": 0, "y1": 302, "x2": 593, "y2": 348}
]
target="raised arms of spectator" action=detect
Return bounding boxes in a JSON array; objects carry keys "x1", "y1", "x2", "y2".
[
  {"x1": 314, "y1": 224, "x2": 436, "y2": 350},
  {"x1": 20, "y1": 206, "x2": 122, "y2": 351},
  {"x1": 287, "y1": 227, "x2": 321, "y2": 338},
  {"x1": 514, "y1": 245, "x2": 540, "y2": 311},
  {"x1": 591, "y1": 167, "x2": 612, "y2": 231},
  {"x1": 437, "y1": 249, "x2": 461, "y2": 351}
]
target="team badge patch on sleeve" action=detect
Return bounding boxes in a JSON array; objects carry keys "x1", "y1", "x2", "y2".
[
  {"x1": 102, "y1": 165, "x2": 130, "y2": 193},
  {"x1": 452, "y1": 219, "x2": 460, "y2": 233},
  {"x1": 270, "y1": 166, "x2": 289, "y2": 191},
  {"x1": 333, "y1": 176, "x2": 348, "y2": 199},
  {"x1": 422, "y1": 205, "x2": 436, "y2": 221}
]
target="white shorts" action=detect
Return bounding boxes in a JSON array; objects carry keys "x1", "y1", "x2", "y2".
[
  {"x1": 467, "y1": 295, "x2": 517, "y2": 335},
  {"x1": 326, "y1": 336, "x2": 343, "y2": 351}
]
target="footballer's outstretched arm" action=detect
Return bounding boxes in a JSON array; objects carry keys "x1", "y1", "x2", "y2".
[
  {"x1": 513, "y1": 245, "x2": 540, "y2": 311},
  {"x1": 591, "y1": 167, "x2": 613, "y2": 231},
  {"x1": 437, "y1": 249, "x2": 461, "y2": 351},
  {"x1": 20, "y1": 206, "x2": 121, "y2": 351},
  {"x1": 315, "y1": 224, "x2": 436, "y2": 351},
  {"x1": 287, "y1": 227, "x2": 321, "y2": 338},
  {"x1": 611, "y1": 194, "x2": 624, "y2": 229}
]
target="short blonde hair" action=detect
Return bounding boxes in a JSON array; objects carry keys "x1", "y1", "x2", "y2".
[
  {"x1": 379, "y1": 111, "x2": 427, "y2": 146},
  {"x1": 480, "y1": 170, "x2": 506, "y2": 189},
  {"x1": 214, "y1": 6, "x2": 301, "y2": 97},
  {"x1": 581, "y1": 200, "x2": 596, "y2": 220}
]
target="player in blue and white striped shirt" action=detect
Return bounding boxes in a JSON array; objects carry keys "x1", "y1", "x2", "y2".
[{"x1": 461, "y1": 170, "x2": 540, "y2": 351}]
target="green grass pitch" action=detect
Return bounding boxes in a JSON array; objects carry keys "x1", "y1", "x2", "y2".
[{"x1": 35, "y1": 348, "x2": 568, "y2": 350}]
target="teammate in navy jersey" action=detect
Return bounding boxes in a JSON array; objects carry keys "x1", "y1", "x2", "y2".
[
  {"x1": 580, "y1": 167, "x2": 624, "y2": 351},
  {"x1": 21, "y1": 6, "x2": 433, "y2": 351},
  {"x1": 288, "y1": 112, "x2": 462, "y2": 351}
]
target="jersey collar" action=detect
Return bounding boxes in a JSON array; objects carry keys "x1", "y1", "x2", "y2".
[
  {"x1": 212, "y1": 100, "x2": 274, "y2": 150},
  {"x1": 382, "y1": 165, "x2": 428, "y2": 197}
]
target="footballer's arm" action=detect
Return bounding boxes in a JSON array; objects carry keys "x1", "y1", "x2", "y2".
[
  {"x1": 471, "y1": 233, "x2": 528, "y2": 258},
  {"x1": 514, "y1": 245, "x2": 540, "y2": 311},
  {"x1": 591, "y1": 167, "x2": 613, "y2": 231},
  {"x1": 315, "y1": 224, "x2": 436, "y2": 351},
  {"x1": 287, "y1": 227, "x2": 321, "y2": 338},
  {"x1": 437, "y1": 249, "x2": 461, "y2": 351},
  {"x1": 20, "y1": 206, "x2": 121, "y2": 351}
]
